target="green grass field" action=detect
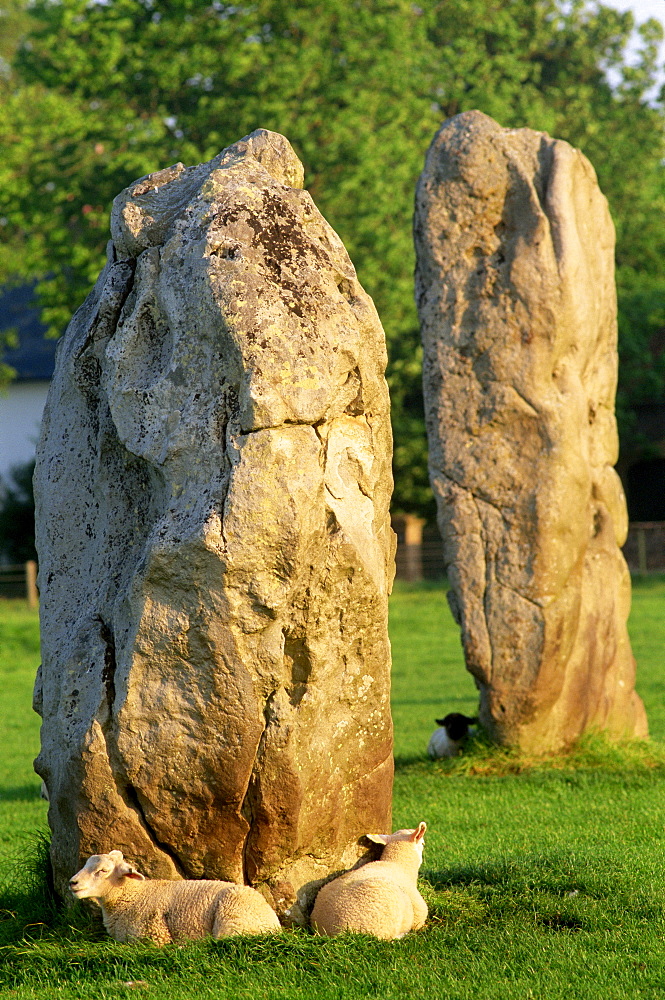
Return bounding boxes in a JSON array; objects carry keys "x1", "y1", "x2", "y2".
[{"x1": 1, "y1": 578, "x2": 664, "y2": 999}]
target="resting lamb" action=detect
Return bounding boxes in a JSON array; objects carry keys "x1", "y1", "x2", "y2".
[
  {"x1": 427, "y1": 712, "x2": 478, "y2": 758},
  {"x1": 69, "y1": 850, "x2": 281, "y2": 945},
  {"x1": 310, "y1": 823, "x2": 428, "y2": 939}
]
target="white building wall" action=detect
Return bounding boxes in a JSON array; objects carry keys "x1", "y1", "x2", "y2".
[{"x1": 0, "y1": 380, "x2": 50, "y2": 485}]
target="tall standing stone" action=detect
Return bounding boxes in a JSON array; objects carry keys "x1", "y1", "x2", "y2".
[
  {"x1": 34, "y1": 129, "x2": 395, "y2": 919},
  {"x1": 414, "y1": 110, "x2": 647, "y2": 752}
]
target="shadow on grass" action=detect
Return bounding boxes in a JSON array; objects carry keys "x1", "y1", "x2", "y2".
[
  {"x1": 419, "y1": 862, "x2": 607, "y2": 933},
  {"x1": 0, "y1": 784, "x2": 44, "y2": 803},
  {"x1": 0, "y1": 832, "x2": 63, "y2": 946},
  {"x1": 421, "y1": 858, "x2": 589, "y2": 892},
  {"x1": 421, "y1": 854, "x2": 665, "y2": 925},
  {"x1": 394, "y1": 753, "x2": 431, "y2": 769},
  {"x1": 392, "y1": 694, "x2": 473, "y2": 708}
]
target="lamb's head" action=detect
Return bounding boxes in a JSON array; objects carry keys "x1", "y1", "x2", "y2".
[
  {"x1": 435, "y1": 713, "x2": 478, "y2": 741},
  {"x1": 366, "y1": 822, "x2": 427, "y2": 863},
  {"x1": 69, "y1": 850, "x2": 145, "y2": 901}
]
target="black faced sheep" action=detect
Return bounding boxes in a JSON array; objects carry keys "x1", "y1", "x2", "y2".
[{"x1": 427, "y1": 712, "x2": 478, "y2": 758}]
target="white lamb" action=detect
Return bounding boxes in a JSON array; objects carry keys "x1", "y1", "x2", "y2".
[
  {"x1": 69, "y1": 850, "x2": 281, "y2": 945},
  {"x1": 310, "y1": 822, "x2": 428, "y2": 939}
]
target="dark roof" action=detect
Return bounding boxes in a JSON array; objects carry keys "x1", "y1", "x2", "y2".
[{"x1": 0, "y1": 285, "x2": 58, "y2": 381}]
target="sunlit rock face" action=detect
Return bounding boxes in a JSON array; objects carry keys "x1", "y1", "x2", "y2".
[
  {"x1": 34, "y1": 129, "x2": 395, "y2": 921},
  {"x1": 414, "y1": 110, "x2": 647, "y2": 752}
]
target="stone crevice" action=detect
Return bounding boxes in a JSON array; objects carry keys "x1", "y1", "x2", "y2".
[
  {"x1": 492, "y1": 577, "x2": 545, "y2": 611},
  {"x1": 339, "y1": 751, "x2": 393, "y2": 798},
  {"x1": 122, "y1": 780, "x2": 186, "y2": 877},
  {"x1": 438, "y1": 469, "x2": 509, "y2": 522},
  {"x1": 86, "y1": 257, "x2": 137, "y2": 353},
  {"x1": 93, "y1": 617, "x2": 185, "y2": 876},
  {"x1": 507, "y1": 384, "x2": 540, "y2": 418},
  {"x1": 473, "y1": 493, "x2": 496, "y2": 685},
  {"x1": 95, "y1": 615, "x2": 117, "y2": 716},
  {"x1": 239, "y1": 687, "x2": 278, "y2": 885}
]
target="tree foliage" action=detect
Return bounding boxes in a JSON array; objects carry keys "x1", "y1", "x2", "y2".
[
  {"x1": 0, "y1": 0, "x2": 663, "y2": 515},
  {"x1": 0, "y1": 459, "x2": 36, "y2": 563}
]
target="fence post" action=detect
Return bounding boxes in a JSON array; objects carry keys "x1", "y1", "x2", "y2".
[
  {"x1": 637, "y1": 528, "x2": 648, "y2": 575},
  {"x1": 392, "y1": 514, "x2": 425, "y2": 581},
  {"x1": 25, "y1": 560, "x2": 38, "y2": 608}
]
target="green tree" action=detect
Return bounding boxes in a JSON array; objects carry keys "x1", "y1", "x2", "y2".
[
  {"x1": 0, "y1": 0, "x2": 35, "y2": 387},
  {"x1": 0, "y1": 0, "x2": 34, "y2": 87},
  {"x1": 0, "y1": 459, "x2": 36, "y2": 563},
  {"x1": 1, "y1": 0, "x2": 663, "y2": 515}
]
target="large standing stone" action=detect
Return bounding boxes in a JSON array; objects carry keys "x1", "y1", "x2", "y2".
[
  {"x1": 34, "y1": 129, "x2": 395, "y2": 919},
  {"x1": 414, "y1": 110, "x2": 647, "y2": 752}
]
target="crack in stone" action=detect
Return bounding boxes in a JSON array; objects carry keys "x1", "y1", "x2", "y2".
[
  {"x1": 95, "y1": 615, "x2": 117, "y2": 714},
  {"x1": 467, "y1": 494, "x2": 545, "y2": 611},
  {"x1": 339, "y1": 752, "x2": 393, "y2": 798},
  {"x1": 510, "y1": 384, "x2": 540, "y2": 417},
  {"x1": 94, "y1": 615, "x2": 184, "y2": 876},
  {"x1": 240, "y1": 417, "x2": 323, "y2": 436},
  {"x1": 122, "y1": 779, "x2": 185, "y2": 876},
  {"x1": 240, "y1": 688, "x2": 278, "y2": 885},
  {"x1": 468, "y1": 493, "x2": 495, "y2": 683},
  {"x1": 436, "y1": 469, "x2": 508, "y2": 521},
  {"x1": 493, "y1": 577, "x2": 545, "y2": 610},
  {"x1": 357, "y1": 480, "x2": 373, "y2": 501},
  {"x1": 285, "y1": 635, "x2": 312, "y2": 708},
  {"x1": 78, "y1": 257, "x2": 137, "y2": 361}
]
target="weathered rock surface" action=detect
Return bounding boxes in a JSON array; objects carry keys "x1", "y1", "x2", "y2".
[
  {"x1": 34, "y1": 129, "x2": 395, "y2": 920},
  {"x1": 414, "y1": 110, "x2": 647, "y2": 752}
]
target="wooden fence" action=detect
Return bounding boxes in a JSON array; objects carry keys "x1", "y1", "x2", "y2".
[
  {"x1": 0, "y1": 560, "x2": 38, "y2": 606},
  {"x1": 393, "y1": 516, "x2": 665, "y2": 581},
  {"x1": 621, "y1": 522, "x2": 665, "y2": 575},
  {"x1": 2, "y1": 525, "x2": 663, "y2": 600}
]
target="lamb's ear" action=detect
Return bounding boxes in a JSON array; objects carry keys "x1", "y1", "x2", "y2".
[
  {"x1": 365, "y1": 833, "x2": 390, "y2": 846},
  {"x1": 118, "y1": 861, "x2": 145, "y2": 881},
  {"x1": 412, "y1": 822, "x2": 427, "y2": 842},
  {"x1": 108, "y1": 850, "x2": 125, "y2": 864}
]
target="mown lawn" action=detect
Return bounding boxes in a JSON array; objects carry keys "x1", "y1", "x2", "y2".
[{"x1": 0, "y1": 578, "x2": 664, "y2": 999}]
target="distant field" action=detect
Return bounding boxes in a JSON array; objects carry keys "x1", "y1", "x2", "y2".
[{"x1": 0, "y1": 578, "x2": 664, "y2": 999}]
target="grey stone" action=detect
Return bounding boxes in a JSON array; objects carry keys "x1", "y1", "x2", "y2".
[{"x1": 34, "y1": 129, "x2": 395, "y2": 920}]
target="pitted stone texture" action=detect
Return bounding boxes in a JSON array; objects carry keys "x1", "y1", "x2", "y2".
[
  {"x1": 414, "y1": 110, "x2": 647, "y2": 752},
  {"x1": 34, "y1": 129, "x2": 394, "y2": 920}
]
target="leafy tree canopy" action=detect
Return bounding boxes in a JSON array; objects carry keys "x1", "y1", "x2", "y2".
[
  {"x1": 0, "y1": 458, "x2": 36, "y2": 563},
  {"x1": 0, "y1": 0, "x2": 663, "y2": 515}
]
